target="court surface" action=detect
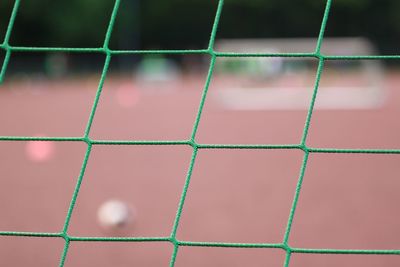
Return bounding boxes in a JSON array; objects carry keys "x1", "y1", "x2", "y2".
[{"x1": 1, "y1": 71, "x2": 400, "y2": 266}]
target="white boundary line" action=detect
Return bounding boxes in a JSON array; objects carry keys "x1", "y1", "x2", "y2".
[{"x1": 213, "y1": 86, "x2": 387, "y2": 110}]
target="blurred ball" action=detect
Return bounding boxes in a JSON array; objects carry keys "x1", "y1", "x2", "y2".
[
  {"x1": 26, "y1": 138, "x2": 55, "y2": 162},
  {"x1": 115, "y1": 83, "x2": 140, "y2": 108},
  {"x1": 97, "y1": 200, "x2": 135, "y2": 229}
]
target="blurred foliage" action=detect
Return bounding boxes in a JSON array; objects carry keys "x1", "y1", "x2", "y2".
[{"x1": 0, "y1": 0, "x2": 399, "y2": 53}]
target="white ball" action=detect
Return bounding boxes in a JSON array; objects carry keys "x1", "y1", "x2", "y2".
[{"x1": 97, "y1": 200, "x2": 134, "y2": 229}]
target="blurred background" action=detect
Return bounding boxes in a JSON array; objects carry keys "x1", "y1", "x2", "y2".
[
  {"x1": 1, "y1": 0, "x2": 400, "y2": 51},
  {"x1": 1, "y1": 0, "x2": 400, "y2": 266}
]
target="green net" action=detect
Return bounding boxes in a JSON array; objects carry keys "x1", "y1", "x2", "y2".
[{"x1": 1, "y1": 0, "x2": 400, "y2": 266}]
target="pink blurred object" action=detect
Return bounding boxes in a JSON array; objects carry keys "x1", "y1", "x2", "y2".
[
  {"x1": 115, "y1": 83, "x2": 140, "y2": 108},
  {"x1": 25, "y1": 136, "x2": 55, "y2": 162}
]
